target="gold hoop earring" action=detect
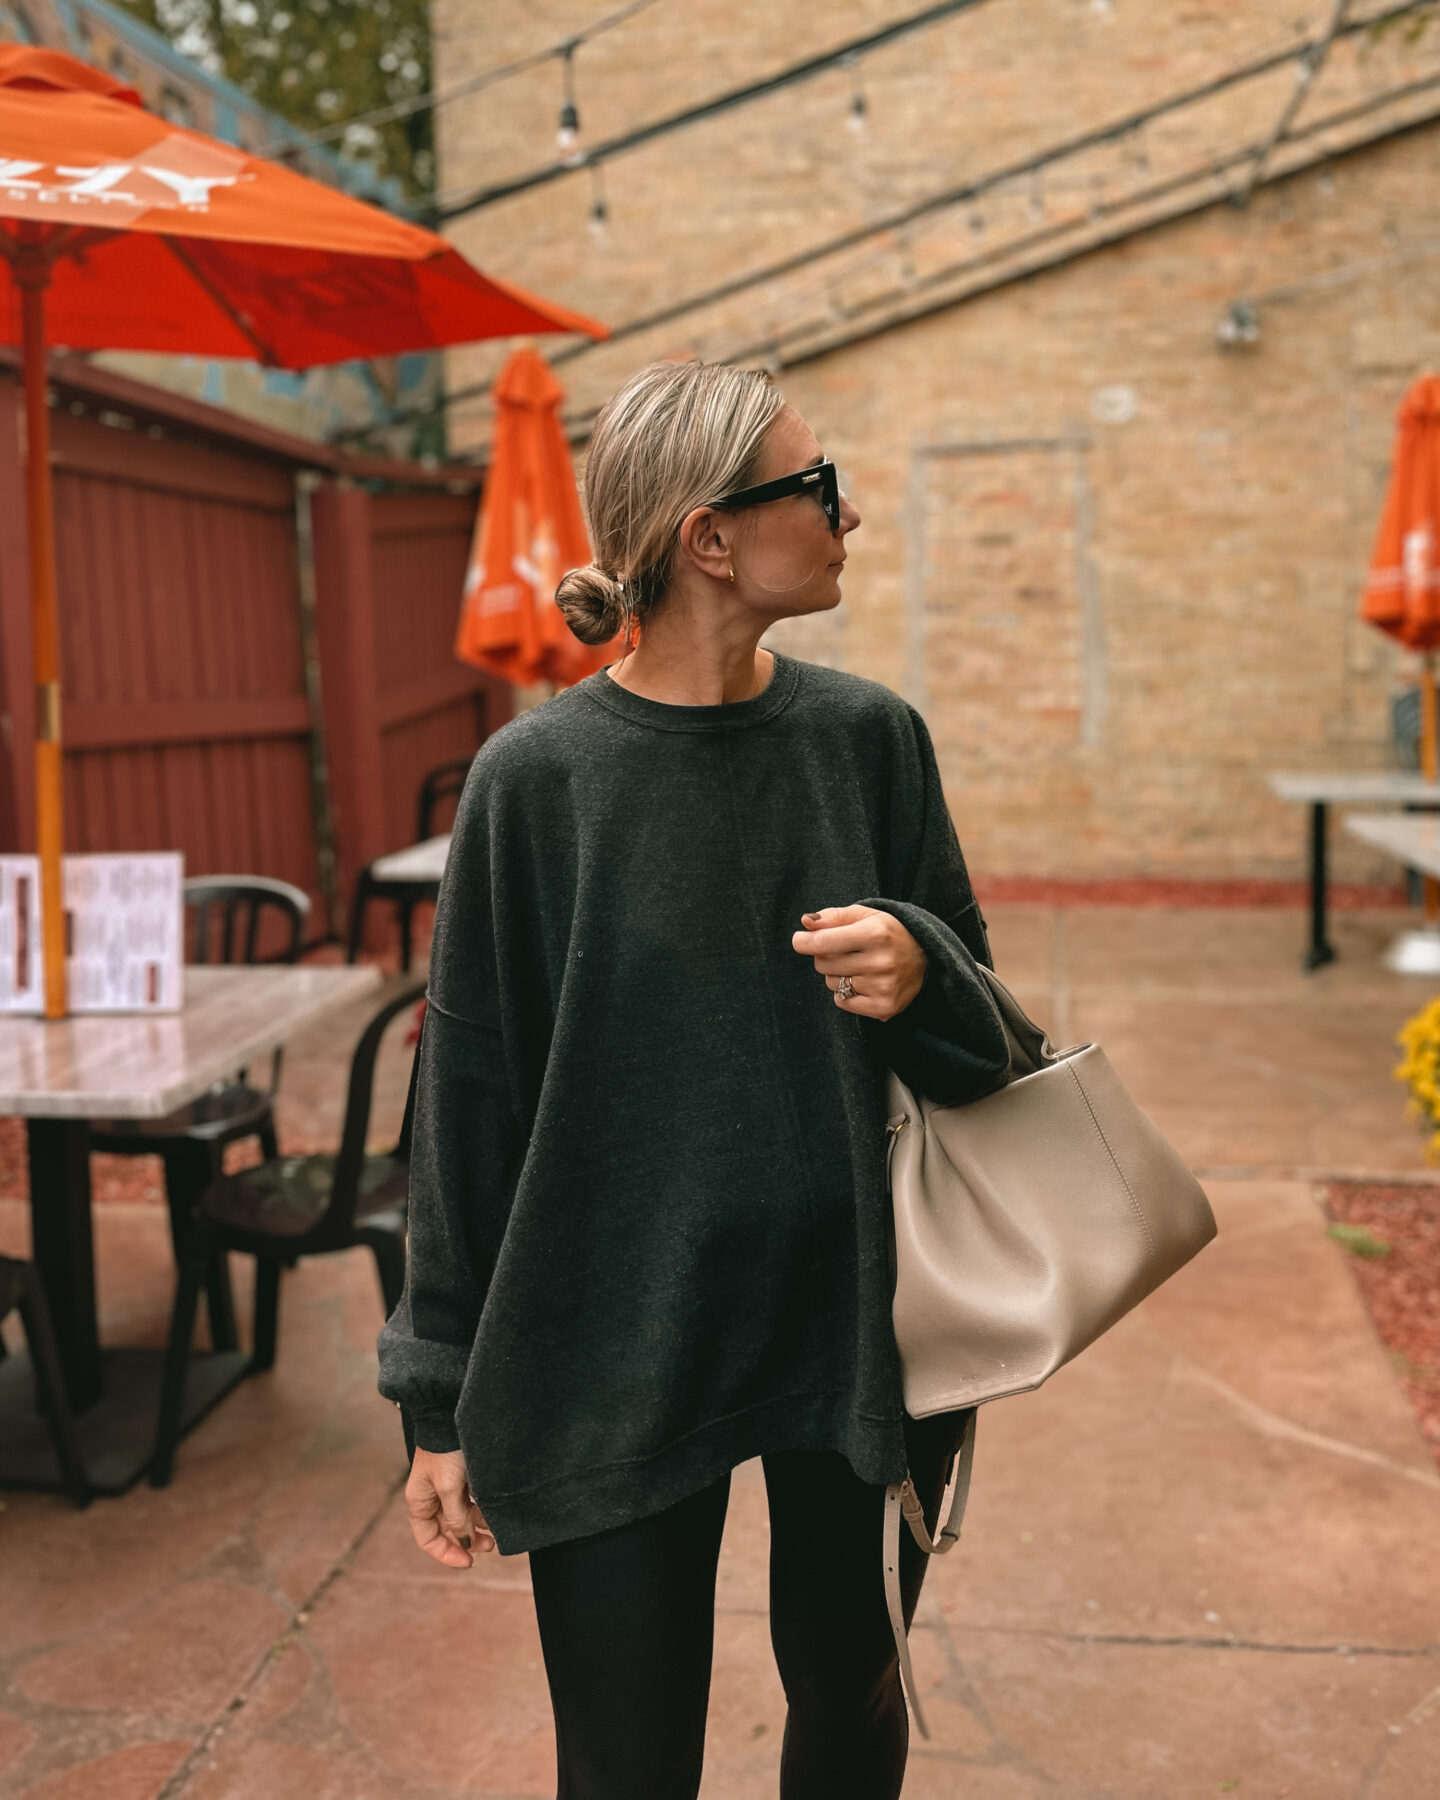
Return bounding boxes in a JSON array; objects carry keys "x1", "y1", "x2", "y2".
[{"x1": 727, "y1": 566, "x2": 735, "y2": 584}]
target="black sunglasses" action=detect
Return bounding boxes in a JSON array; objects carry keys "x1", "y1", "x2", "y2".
[{"x1": 710, "y1": 460, "x2": 842, "y2": 531}]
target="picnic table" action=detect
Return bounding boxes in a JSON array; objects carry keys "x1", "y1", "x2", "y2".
[
  {"x1": 0, "y1": 962, "x2": 379, "y2": 1495},
  {"x1": 1267, "y1": 772, "x2": 1440, "y2": 969}
]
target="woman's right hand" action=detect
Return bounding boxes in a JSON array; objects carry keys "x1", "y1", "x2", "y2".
[{"x1": 405, "y1": 1447, "x2": 495, "y2": 1568}]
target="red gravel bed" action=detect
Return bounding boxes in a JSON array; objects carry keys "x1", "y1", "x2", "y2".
[
  {"x1": 1320, "y1": 1182, "x2": 1440, "y2": 1465},
  {"x1": 0, "y1": 1115, "x2": 276, "y2": 1209},
  {"x1": 0, "y1": 1114, "x2": 169, "y2": 1207}
]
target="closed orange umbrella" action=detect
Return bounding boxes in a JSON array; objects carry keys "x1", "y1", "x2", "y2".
[
  {"x1": 455, "y1": 345, "x2": 621, "y2": 688},
  {"x1": 1362, "y1": 375, "x2": 1440, "y2": 924},
  {"x1": 0, "y1": 47, "x2": 605, "y2": 1014},
  {"x1": 1362, "y1": 376, "x2": 1440, "y2": 656}
]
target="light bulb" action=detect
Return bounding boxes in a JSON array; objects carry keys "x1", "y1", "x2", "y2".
[
  {"x1": 848, "y1": 91, "x2": 868, "y2": 135},
  {"x1": 589, "y1": 198, "x2": 608, "y2": 243},
  {"x1": 557, "y1": 100, "x2": 580, "y2": 157}
]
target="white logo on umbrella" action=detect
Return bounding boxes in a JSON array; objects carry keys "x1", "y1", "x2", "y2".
[
  {"x1": 0, "y1": 147, "x2": 245, "y2": 218},
  {"x1": 1404, "y1": 522, "x2": 1436, "y2": 598}
]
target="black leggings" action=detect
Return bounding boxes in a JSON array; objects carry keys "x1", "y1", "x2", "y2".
[{"x1": 528, "y1": 1417, "x2": 963, "y2": 1800}]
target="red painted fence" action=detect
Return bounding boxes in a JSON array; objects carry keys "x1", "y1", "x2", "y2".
[{"x1": 0, "y1": 353, "x2": 507, "y2": 946}]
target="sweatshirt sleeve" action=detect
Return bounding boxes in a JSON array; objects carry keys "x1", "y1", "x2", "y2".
[
  {"x1": 860, "y1": 707, "x2": 1011, "y2": 1105},
  {"x1": 376, "y1": 772, "x2": 526, "y2": 1454}
]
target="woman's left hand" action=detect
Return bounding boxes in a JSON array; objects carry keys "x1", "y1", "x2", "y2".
[{"x1": 791, "y1": 905, "x2": 927, "y2": 1021}]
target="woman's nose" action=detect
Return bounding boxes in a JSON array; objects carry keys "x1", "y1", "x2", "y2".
[{"x1": 838, "y1": 494, "x2": 861, "y2": 535}]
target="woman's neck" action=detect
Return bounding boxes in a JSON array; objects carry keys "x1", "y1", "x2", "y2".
[{"x1": 606, "y1": 607, "x2": 773, "y2": 707}]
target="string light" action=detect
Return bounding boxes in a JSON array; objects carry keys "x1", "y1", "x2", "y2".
[
  {"x1": 1215, "y1": 299, "x2": 1260, "y2": 348},
  {"x1": 845, "y1": 55, "x2": 869, "y2": 135},
  {"x1": 557, "y1": 42, "x2": 582, "y2": 161},
  {"x1": 588, "y1": 163, "x2": 609, "y2": 243}
]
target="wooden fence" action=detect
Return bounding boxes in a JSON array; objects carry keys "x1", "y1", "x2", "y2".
[{"x1": 0, "y1": 353, "x2": 506, "y2": 948}]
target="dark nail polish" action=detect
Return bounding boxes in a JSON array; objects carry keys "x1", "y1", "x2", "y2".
[{"x1": 458, "y1": 1534, "x2": 472, "y2": 1549}]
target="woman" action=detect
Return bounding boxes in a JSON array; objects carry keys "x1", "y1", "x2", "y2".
[{"x1": 378, "y1": 360, "x2": 1010, "y2": 1800}]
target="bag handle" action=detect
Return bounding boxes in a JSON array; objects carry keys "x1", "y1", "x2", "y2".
[
  {"x1": 976, "y1": 961, "x2": 1073, "y2": 1076},
  {"x1": 882, "y1": 1408, "x2": 977, "y2": 1739}
]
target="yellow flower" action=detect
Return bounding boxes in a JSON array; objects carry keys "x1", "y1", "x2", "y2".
[{"x1": 1394, "y1": 999, "x2": 1440, "y2": 1141}]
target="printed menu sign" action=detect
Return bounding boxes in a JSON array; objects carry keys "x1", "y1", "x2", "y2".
[
  {"x1": 0, "y1": 853, "x2": 183, "y2": 1014},
  {"x1": 66, "y1": 855, "x2": 184, "y2": 1012}
]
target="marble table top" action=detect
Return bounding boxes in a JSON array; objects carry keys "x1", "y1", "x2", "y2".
[
  {"x1": 370, "y1": 834, "x2": 451, "y2": 885},
  {"x1": 1268, "y1": 772, "x2": 1440, "y2": 804},
  {"x1": 1343, "y1": 812, "x2": 1440, "y2": 881},
  {"x1": 0, "y1": 964, "x2": 380, "y2": 1119}
]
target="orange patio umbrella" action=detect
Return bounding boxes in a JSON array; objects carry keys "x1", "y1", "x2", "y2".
[
  {"x1": 455, "y1": 344, "x2": 621, "y2": 688},
  {"x1": 1361, "y1": 374, "x2": 1440, "y2": 922},
  {"x1": 0, "y1": 46, "x2": 605, "y2": 1015},
  {"x1": 1362, "y1": 375, "x2": 1440, "y2": 767}
]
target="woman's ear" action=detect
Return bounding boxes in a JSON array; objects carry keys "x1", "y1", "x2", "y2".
[{"x1": 677, "y1": 505, "x2": 736, "y2": 583}]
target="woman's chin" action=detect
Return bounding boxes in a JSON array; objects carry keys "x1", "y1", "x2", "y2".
[{"x1": 760, "y1": 577, "x2": 846, "y2": 625}]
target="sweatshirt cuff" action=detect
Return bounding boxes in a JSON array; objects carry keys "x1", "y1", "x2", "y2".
[
  {"x1": 860, "y1": 897, "x2": 1011, "y2": 1104},
  {"x1": 410, "y1": 1410, "x2": 463, "y2": 1455}
]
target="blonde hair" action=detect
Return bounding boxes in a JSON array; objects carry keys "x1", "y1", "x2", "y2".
[{"x1": 556, "y1": 360, "x2": 785, "y2": 645}]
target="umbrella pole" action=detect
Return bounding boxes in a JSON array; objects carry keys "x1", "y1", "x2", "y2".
[
  {"x1": 17, "y1": 257, "x2": 67, "y2": 1017},
  {"x1": 1424, "y1": 651, "x2": 1440, "y2": 926}
]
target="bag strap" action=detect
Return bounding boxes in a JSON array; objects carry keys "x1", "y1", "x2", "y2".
[{"x1": 882, "y1": 1408, "x2": 977, "y2": 1740}]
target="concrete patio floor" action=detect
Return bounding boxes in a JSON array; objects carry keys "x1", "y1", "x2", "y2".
[{"x1": 1, "y1": 904, "x2": 1439, "y2": 1799}]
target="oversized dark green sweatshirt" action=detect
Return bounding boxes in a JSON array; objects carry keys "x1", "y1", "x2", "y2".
[{"x1": 376, "y1": 654, "x2": 1009, "y2": 1553}]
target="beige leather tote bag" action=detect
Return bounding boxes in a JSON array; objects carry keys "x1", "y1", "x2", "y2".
[{"x1": 882, "y1": 964, "x2": 1217, "y2": 1735}]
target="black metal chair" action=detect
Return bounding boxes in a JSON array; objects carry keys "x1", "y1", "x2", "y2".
[
  {"x1": 151, "y1": 979, "x2": 425, "y2": 1486},
  {"x1": 0, "y1": 1256, "x2": 90, "y2": 1507},
  {"x1": 90, "y1": 876, "x2": 311, "y2": 1354},
  {"x1": 415, "y1": 755, "x2": 475, "y2": 843},
  {"x1": 347, "y1": 754, "x2": 475, "y2": 970}
]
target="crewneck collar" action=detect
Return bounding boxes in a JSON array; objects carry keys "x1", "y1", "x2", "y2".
[{"x1": 579, "y1": 653, "x2": 800, "y2": 733}]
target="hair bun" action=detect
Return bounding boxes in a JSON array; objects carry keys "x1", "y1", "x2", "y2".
[{"x1": 555, "y1": 565, "x2": 627, "y2": 646}]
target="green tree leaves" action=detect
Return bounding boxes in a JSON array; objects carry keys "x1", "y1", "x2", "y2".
[{"x1": 114, "y1": 0, "x2": 433, "y2": 197}]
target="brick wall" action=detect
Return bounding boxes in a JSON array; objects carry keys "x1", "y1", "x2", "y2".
[{"x1": 432, "y1": 2, "x2": 1440, "y2": 881}]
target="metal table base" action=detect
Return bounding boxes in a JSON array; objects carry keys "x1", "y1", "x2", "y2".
[{"x1": 0, "y1": 1343, "x2": 251, "y2": 1496}]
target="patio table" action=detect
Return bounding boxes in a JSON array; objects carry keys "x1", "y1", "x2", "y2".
[
  {"x1": 1343, "y1": 811, "x2": 1440, "y2": 880},
  {"x1": 347, "y1": 833, "x2": 452, "y2": 971},
  {"x1": 1267, "y1": 772, "x2": 1440, "y2": 969},
  {"x1": 0, "y1": 962, "x2": 379, "y2": 1495}
]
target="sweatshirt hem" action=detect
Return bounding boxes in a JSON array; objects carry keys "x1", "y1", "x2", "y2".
[{"x1": 468, "y1": 1391, "x2": 906, "y2": 1555}]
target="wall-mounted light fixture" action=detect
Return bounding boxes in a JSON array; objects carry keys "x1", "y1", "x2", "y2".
[{"x1": 1216, "y1": 299, "x2": 1261, "y2": 349}]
